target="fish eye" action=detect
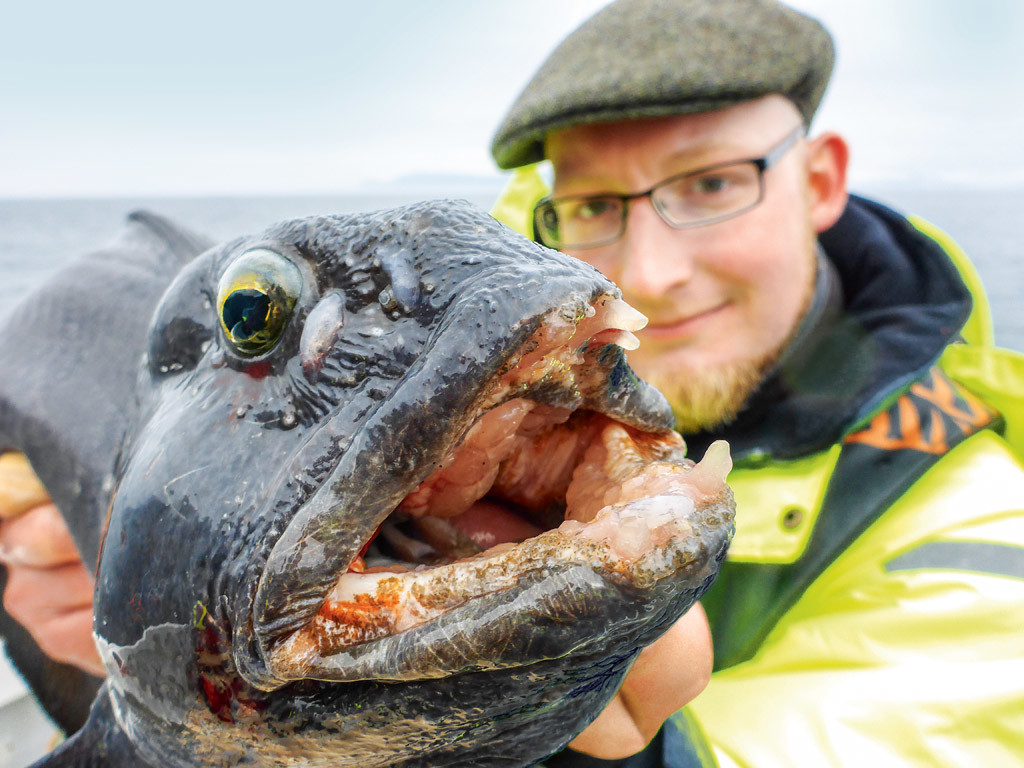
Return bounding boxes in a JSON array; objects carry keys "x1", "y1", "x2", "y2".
[{"x1": 216, "y1": 249, "x2": 302, "y2": 356}]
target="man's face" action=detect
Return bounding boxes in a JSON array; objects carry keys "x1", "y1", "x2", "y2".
[{"x1": 546, "y1": 97, "x2": 818, "y2": 432}]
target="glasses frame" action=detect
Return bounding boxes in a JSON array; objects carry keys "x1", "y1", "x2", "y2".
[{"x1": 534, "y1": 124, "x2": 806, "y2": 249}]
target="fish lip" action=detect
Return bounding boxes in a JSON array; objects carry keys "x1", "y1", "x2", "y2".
[
  {"x1": 242, "y1": 286, "x2": 678, "y2": 690},
  {"x1": 266, "y1": 487, "x2": 734, "y2": 685}
]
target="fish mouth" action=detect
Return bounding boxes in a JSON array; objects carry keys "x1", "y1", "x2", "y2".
[{"x1": 252, "y1": 293, "x2": 734, "y2": 688}]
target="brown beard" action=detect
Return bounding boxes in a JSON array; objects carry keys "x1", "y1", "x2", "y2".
[
  {"x1": 644, "y1": 349, "x2": 779, "y2": 434},
  {"x1": 648, "y1": 242, "x2": 820, "y2": 435}
]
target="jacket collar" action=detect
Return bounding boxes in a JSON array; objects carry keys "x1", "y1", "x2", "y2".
[{"x1": 682, "y1": 195, "x2": 973, "y2": 463}]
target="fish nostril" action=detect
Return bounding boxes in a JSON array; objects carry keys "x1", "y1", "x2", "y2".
[
  {"x1": 300, "y1": 291, "x2": 346, "y2": 381},
  {"x1": 379, "y1": 248, "x2": 421, "y2": 313},
  {"x1": 378, "y1": 288, "x2": 398, "y2": 312}
]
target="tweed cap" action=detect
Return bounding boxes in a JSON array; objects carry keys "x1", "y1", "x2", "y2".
[{"x1": 492, "y1": 0, "x2": 834, "y2": 169}]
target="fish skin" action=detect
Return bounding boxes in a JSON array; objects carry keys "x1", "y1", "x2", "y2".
[{"x1": 0, "y1": 200, "x2": 733, "y2": 767}]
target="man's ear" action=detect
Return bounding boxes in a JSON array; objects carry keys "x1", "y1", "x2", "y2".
[{"x1": 806, "y1": 132, "x2": 850, "y2": 233}]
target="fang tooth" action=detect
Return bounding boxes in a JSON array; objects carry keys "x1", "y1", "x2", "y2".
[
  {"x1": 687, "y1": 440, "x2": 732, "y2": 496},
  {"x1": 615, "y1": 515, "x2": 652, "y2": 559},
  {"x1": 604, "y1": 298, "x2": 648, "y2": 332},
  {"x1": 607, "y1": 330, "x2": 641, "y2": 350},
  {"x1": 585, "y1": 329, "x2": 642, "y2": 351}
]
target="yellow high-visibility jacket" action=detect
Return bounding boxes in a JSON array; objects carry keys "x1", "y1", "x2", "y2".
[{"x1": 494, "y1": 167, "x2": 1024, "y2": 767}]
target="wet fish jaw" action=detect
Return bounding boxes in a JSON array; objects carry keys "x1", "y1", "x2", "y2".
[
  {"x1": 271, "y1": 429, "x2": 732, "y2": 682},
  {"x1": 249, "y1": 290, "x2": 667, "y2": 641},
  {"x1": 266, "y1": 331, "x2": 733, "y2": 683}
]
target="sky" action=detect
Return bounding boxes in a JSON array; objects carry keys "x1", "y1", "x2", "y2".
[{"x1": 2, "y1": 0, "x2": 1023, "y2": 197}]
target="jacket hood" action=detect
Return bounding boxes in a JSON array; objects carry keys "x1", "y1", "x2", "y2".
[{"x1": 684, "y1": 194, "x2": 974, "y2": 462}]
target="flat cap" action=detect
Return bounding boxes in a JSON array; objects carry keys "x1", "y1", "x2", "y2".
[{"x1": 492, "y1": 0, "x2": 834, "y2": 169}]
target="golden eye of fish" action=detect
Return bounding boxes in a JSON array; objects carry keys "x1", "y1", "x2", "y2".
[{"x1": 217, "y1": 249, "x2": 302, "y2": 356}]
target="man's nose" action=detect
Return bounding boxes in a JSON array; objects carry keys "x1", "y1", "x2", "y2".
[{"x1": 616, "y1": 198, "x2": 695, "y2": 299}]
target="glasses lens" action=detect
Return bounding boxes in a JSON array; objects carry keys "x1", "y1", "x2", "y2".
[
  {"x1": 534, "y1": 202, "x2": 562, "y2": 247},
  {"x1": 654, "y1": 162, "x2": 762, "y2": 227},
  {"x1": 535, "y1": 196, "x2": 624, "y2": 249}
]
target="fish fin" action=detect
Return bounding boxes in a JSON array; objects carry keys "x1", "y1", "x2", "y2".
[
  {"x1": 0, "y1": 212, "x2": 210, "y2": 732},
  {"x1": 0, "y1": 211, "x2": 211, "y2": 562},
  {"x1": 29, "y1": 684, "x2": 143, "y2": 768}
]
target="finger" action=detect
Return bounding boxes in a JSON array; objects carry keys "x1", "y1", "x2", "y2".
[
  {"x1": 3, "y1": 562, "x2": 95, "y2": 622},
  {"x1": 31, "y1": 608, "x2": 106, "y2": 677},
  {"x1": 2, "y1": 561, "x2": 102, "y2": 676},
  {"x1": 0, "y1": 453, "x2": 50, "y2": 519},
  {"x1": 0, "y1": 503, "x2": 81, "y2": 567},
  {"x1": 568, "y1": 693, "x2": 646, "y2": 760},
  {"x1": 618, "y1": 603, "x2": 713, "y2": 740}
]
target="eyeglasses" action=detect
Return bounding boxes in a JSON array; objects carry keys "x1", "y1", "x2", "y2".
[{"x1": 533, "y1": 125, "x2": 805, "y2": 250}]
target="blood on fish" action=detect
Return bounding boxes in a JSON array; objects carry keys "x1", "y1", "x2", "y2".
[{"x1": 242, "y1": 360, "x2": 272, "y2": 379}]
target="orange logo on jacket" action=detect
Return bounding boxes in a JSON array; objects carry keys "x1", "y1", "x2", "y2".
[{"x1": 845, "y1": 368, "x2": 998, "y2": 455}]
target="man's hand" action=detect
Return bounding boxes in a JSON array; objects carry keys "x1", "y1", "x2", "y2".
[
  {"x1": 568, "y1": 603, "x2": 713, "y2": 760},
  {"x1": 0, "y1": 453, "x2": 104, "y2": 678}
]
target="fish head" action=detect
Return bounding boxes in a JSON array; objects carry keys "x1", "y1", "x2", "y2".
[{"x1": 91, "y1": 199, "x2": 734, "y2": 767}]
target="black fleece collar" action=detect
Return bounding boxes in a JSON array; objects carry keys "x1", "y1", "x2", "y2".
[{"x1": 681, "y1": 195, "x2": 973, "y2": 463}]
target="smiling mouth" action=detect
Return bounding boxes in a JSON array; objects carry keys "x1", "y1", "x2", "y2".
[
  {"x1": 268, "y1": 295, "x2": 734, "y2": 682},
  {"x1": 644, "y1": 302, "x2": 730, "y2": 340}
]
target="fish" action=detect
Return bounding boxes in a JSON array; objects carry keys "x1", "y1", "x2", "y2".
[{"x1": 0, "y1": 200, "x2": 734, "y2": 767}]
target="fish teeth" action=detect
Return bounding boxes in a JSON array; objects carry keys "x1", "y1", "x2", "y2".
[
  {"x1": 569, "y1": 494, "x2": 695, "y2": 560},
  {"x1": 603, "y1": 298, "x2": 648, "y2": 332},
  {"x1": 602, "y1": 329, "x2": 641, "y2": 350},
  {"x1": 685, "y1": 440, "x2": 732, "y2": 496},
  {"x1": 316, "y1": 486, "x2": 708, "y2": 649}
]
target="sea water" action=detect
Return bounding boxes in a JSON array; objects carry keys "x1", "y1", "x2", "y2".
[{"x1": 1, "y1": 185, "x2": 1021, "y2": 350}]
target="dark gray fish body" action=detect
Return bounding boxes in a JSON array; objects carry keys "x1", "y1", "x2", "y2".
[{"x1": 0, "y1": 200, "x2": 733, "y2": 767}]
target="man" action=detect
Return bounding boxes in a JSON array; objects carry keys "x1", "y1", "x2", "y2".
[
  {"x1": 5, "y1": 0, "x2": 1024, "y2": 765},
  {"x1": 487, "y1": 0, "x2": 1024, "y2": 765}
]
